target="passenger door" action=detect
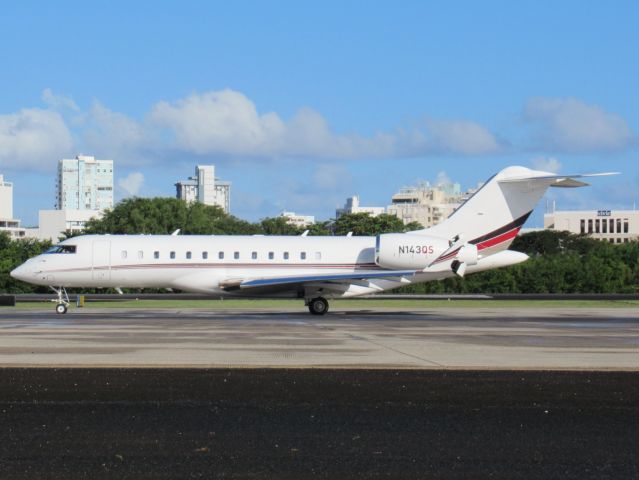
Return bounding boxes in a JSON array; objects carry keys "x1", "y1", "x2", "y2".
[{"x1": 92, "y1": 240, "x2": 111, "y2": 281}]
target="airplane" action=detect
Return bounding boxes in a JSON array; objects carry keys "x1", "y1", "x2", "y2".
[{"x1": 10, "y1": 165, "x2": 616, "y2": 315}]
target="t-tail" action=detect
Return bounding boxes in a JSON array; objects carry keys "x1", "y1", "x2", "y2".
[
  {"x1": 419, "y1": 165, "x2": 618, "y2": 257},
  {"x1": 367, "y1": 165, "x2": 619, "y2": 277}
]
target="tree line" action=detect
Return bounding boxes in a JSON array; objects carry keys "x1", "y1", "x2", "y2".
[{"x1": 0, "y1": 197, "x2": 637, "y2": 294}]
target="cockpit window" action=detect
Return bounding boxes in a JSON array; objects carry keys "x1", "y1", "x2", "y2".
[{"x1": 45, "y1": 245, "x2": 77, "y2": 254}]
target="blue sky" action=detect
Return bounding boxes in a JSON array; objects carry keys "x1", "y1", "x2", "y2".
[{"x1": 1, "y1": 1, "x2": 638, "y2": 227}]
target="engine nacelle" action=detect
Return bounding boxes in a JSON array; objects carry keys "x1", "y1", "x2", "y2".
[{"x1": 375, "y1": 233, "x2": 450, "y2": 270}]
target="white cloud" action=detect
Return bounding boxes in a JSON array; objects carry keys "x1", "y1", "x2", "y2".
[
  {"x1": 312, "y1": 164, "x2": 353, "y2": 190},
  {"x1": 531, "y1": 156, "x2": 562, "y2": 173},
  {"x1": 41, "y1": 88, "x2": 79, "y2": 112},
  {"x1": 83, "y1": 101, "x2": 148, "y2": 162},
  {"x1": 435, "y1": 171, "x2": 452, "y2": 186},
  {"x1": 0, "y1": 108, "x2": 73, "y2": 170},
  {"x1": 148, "y1": 89, "x2": 502, "y2": 159},
  {"x1": 424, "y1": 119, "x2": 502, "y2": 155},
  {"x1": 523, "y1": 97, "x2": 635, "y2": 152},
  {"x1": 118, "y1": 172, "x2": 145, "y2": 197}
]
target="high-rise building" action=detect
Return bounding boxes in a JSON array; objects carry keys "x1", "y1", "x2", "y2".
[
  {"x1": 0, "y1": 174, "x2": 25, "y2": 238},
  {"x1": 175, "y1": 165, "x2": 231, "y2": 213},
  {"x1": 56, "y1": 155, "x2": 113, "y2": 211}
]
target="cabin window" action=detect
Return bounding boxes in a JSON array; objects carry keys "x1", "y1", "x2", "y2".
[
  {"x1": 252, "y1": 251, "x2": 257, "y2": 260},
  {"x1": 234, "y1": 251, "x2": 240, "y2": 260},
  {"x1": 202, "y1": 251, "x2": 208, "y2": 260},
  {"x1": 218, "y1": 251, "x2": 224, "y2": 260},
  {"x1": 185, "y1": 251, "x2": 191, "y2": 259},
  {"x1": 283, "y1": 252, "x2": 289, "y2": 260},
  {"x1": 154, "y1": 251, "x2": 160, "y2": 259},
  {"x1": 300, "y1": 251, "x2": 306, "y2": 260},
  {"x1": 121, "y1": 250, "x2": 127, "y2": 259},
  {"x1": 315, "y1": 251, "x2": 322, "y2": 260},
  {"x1": 268, "y1": 251, "x2": 274, "y2": 260},
  {"x1": 138, "y1": 250, "x2": 144, "y2": 259},
  {"x1": 170, "y1": 251, "x2": 176, "y2": 259}
]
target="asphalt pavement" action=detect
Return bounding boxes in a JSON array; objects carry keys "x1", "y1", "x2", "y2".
[{"x1": 0, "y1": 368, "x2": 637, "y2": 479}]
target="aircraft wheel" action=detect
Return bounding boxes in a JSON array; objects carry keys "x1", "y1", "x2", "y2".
[
  {"x1": 56, "y1": 303, "x2": 68, "y2": 314},
  {"x1": 308, "y1": 297, "x2": 329, "y2": 315}
]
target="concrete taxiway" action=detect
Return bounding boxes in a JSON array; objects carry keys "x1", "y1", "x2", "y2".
[{"x1": 0, "y1": 306, "x2": 637, "y2": 369}]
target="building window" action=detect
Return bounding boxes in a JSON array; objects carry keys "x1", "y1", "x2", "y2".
[
  {"x1": 609, "y1": 219, "x2": 614, "y2": 233},
  {"x1": 138, "y1": 251, "x2": 143, "y2": 259},
  {"x1": 283, "y1": 252, "x2": 289, "y2": 260},
  {"x1": 170, "y1": 251, "x2": 176, "y2": 259},
  {"x1": 300, "y1": 252, "x2": 306, "y2": 260},
  {"x1": 121, "y1": 250, "x2": 127, "y2": 259},
  {"x1": 580, "y1": 219, "x2": 585, "y2": 234},
  {"x1": 595, "y1": 219, "x2": 600, "y2": 233},
  {"x1": 234, "y1": 251, "x2": 240, "y2": 259},
  {"x1": 617, "y1": 219, "x2": 622, "y2": 233},
  {"x1": 202, "y1": 251, "x2": 208, "y2": 260},
  {"x1": 252, "y1": 251, "x2": 257, "y2": 260},
  {"x1": 624, "y1": 219, "x2": 629, "y2": 233},
  {"x1": 617, "y1": 238, "x2": 622, "y2": 244},
  {"x1": 268, "y1": 252, "x2": 274, "y2": 260},
  {"x1": 186, "y1": 251, "x2": 192, "y2": 259},
  {"x1": 602, "y1": 220, "x2": 607, "y2": 233},
  {"x1": 587, "y1": 219, "x2": 593, "y2": 233},
  {"x1": 219, "y1": 251, "x2": 224, "y2": 260},
  {"x1": 315, "y1": 252, "x2": 322, "y2": 260},
  {"x1": 609, "y1": 238, "x2": 614, "y2": 243},
  {"x1": 624, "y1": 238, "x2": 629, "y2": 243},
  {"x1": 154, "y1": 251, "x2": 160, "y2": 259}
]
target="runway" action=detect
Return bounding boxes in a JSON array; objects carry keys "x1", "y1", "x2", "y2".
[
  {"x1": 1, "y1": 307, "x2": 638, "y2": 478},
  {"x1": 0, "y1": 306, "x2": 638, "y2": 369}
]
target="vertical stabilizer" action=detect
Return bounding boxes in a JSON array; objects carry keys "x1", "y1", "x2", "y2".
[{"x1": 416, "y1": 166, "x2": 614, "y2": 256}]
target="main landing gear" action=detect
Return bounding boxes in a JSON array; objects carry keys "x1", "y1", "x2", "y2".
[
  {"x1": 50, "y1": 286, "x2": 69, "y2": 314},
  {"x1": 307, "y1": 297, "x2": 329, "y2": 316}
]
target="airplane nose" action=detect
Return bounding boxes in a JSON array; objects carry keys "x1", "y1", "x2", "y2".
[{"x1": 10, "y1": 264, "x2": 29, "y2": 282}]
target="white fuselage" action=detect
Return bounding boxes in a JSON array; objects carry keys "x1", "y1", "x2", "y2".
[{"x1": 10, "y1": 233, "x2": 526, "y2": 298}]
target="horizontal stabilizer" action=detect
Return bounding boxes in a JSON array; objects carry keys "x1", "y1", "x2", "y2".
[{"x1": 498, "y1": 172, "x2": 618, "y2": 188}]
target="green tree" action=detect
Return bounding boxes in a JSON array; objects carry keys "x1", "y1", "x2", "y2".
[{"x1": 332, "y1": 213, "x2": 422, "y2": 236}]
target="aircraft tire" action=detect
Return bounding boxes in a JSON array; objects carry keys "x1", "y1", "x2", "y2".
[
  {"x1": 56, "y1": 304, "x2": 68, "y2": 314},
  {"x1": 308, "y1": 297, "x2": 329, "y2": 315}
]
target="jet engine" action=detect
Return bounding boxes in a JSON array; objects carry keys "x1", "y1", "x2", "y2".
[{"x1": 375, "y1": 233, "x2": 450, "y2": 270}]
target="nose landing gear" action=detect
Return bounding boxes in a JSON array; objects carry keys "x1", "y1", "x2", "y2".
[{"x1": 50, "y1": 286, "x2": 70, "y2": 314}]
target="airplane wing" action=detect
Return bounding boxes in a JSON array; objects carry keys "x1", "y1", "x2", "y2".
[{"x1": 219, "y1": 270, "x2": 416, "y2": 292}]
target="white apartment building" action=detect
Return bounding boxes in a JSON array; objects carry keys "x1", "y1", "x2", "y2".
[
  {"x1": 175, "y1": 165, "x2": 231, "y2": 213},
  {"x1": 0, "y1": 174, "x2": 25, "y2": 239},
  {"x1": 56, "y1": 155, "x2": 114, "y2": 211},
  {"x1": 278, "y1": 211, "x2": 315, "y2": 228},
  {"x1": 386, "y1": 181, "x2": 464, "y2": 228},
  {"x1": 544, "y1": 209, "x2": 639, "y2": 243},
  {"x1": 335, "y1": 196, "x2": 385, "y2": 219}
]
